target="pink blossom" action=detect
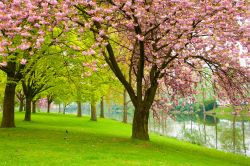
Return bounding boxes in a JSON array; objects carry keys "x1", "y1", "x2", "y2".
[
  {"x1": 92, "y1": 17, "x2": 104, "y2": 23},
  {"x1": 18, "y1": 43, "x2": 31, "y2": 50},
  {"x1": 136, "y1": 34, "x2": 145, "y2": 41},
  {"x1": 34, "y1": 23, "x2": 41, "y2": 28},
  {"x1": 99, "y1": 30, "x2": 105, "y2": 36},
  {"x1": 89, "y1": 49, "x2": 96, "y2": 55},
  {"x1": 49, "y1": 0, "x2": 58, "y2": 6},
  {"x1": 21, "y1": 32, "x2": 31, "y2": 37},
  {"x1": 84, "y1": 22, "x2": 91, "y2": 28},
  {"x1": 0, "y1": 61, "x2": 7, "y2": 67},
  {"x1": 20, "y1": 59, "x2": 27, "y2": 65},
  {"x1": 0, "y1": 2, "x2": 5, "y2": 9},
  {"x1": 82, "y1": 51, "x2": 88, "y2": 55}
]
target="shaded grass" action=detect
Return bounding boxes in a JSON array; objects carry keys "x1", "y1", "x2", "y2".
[{"x1": 0, "y1": 112, "x2": 249, "y2": 166}]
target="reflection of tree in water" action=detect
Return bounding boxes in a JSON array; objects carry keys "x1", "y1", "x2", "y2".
[
  {"x1": 181, "y1": 128, "x2": 206, "y2": 146},
  {"x1": 220, "y1": 127, "x2": 242, "y2": 154},
  {"x1": 197, "y1": 112, "x2": 220, "y2": 126},
  {"x1": 241, "y1": 120, "x2": 247, "y2": 156},
  {"x1": 174, "y1": 113, "x2": 197, "y2": 122},
  {"x1": 219, "y1": 116, "x2": 244, "y2": 154},
  {"x1": 151, "y1": 109, "x2": 249, "y2": 156},
  {"x1": 174, "y1": 111, "x2": 220, "y2": 125},
  {"x1": 174, "y1": 113, "x2": 219, "y2": 147}
]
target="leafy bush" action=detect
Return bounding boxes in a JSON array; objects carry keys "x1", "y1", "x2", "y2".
[{"x1": 194, "y1": 99, "x2": 217, "y2": 112}]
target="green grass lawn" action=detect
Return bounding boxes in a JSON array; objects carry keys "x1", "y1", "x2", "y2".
[
  {"x1": 206, "y1": 106, "x2": 250, "y2": 121},
  {"x1": 0, "y1": 112, "x2": 249, "y2": 166}
]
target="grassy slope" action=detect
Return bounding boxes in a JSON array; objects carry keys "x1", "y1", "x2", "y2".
[{"x1": 0, "y1": 112, "x2": 249, "y2": 166}]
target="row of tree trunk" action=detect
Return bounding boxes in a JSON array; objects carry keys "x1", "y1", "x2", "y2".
[
  {"x1": 2, "y1": 84, "x2": 129, "y2": 129},
  {"x1": 75, "y1": 92, "x2": 128, "y2": 123}
]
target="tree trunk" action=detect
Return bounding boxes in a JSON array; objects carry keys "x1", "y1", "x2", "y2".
[
  {"x1": 77, "y1": 101, "x2": 82, "y2": 117},
  {"x1": 90, "y1": 101, "x2": 97, "y2": 121},
  {"x1": 47, "y1": 102, "x2": 51, "y2": 113},
  {"x1": 19, "y1": 99, "x2": 24, "y2": 112},
  {"x1": 32, "y1": 100, "x2": 36, "y2": 113},
  {"x1": 132, "y1": 107, "x2": 149, "y2": 140},
  {"x1": 123, "y1": 89, "x2": 127, "y2": 123},
  {"x1": 58, "y1": 103, "x2": 61, "y2": 113},
  {"x1": 24, "y1": 97, "x2": 32, "y2": 121},
  {"x1": 100, "y1": 96, "x2": 104, "y2": 118},
  {"x1": 1, "y1": 78, "x2": 17, "y2": 128},
  {"x1": 63, "y1": 103, "x2": 66, "y2": 114},
  {"x1": 47, "y1": 95, "x2": 53, "y2": 113},
  {"x1": 108, "y1": 102, "x2": 112, "y2": 118}
]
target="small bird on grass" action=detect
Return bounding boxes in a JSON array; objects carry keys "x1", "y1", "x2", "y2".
[{"x1": 64, "y1": 129, "x2": 69, "y2": 140}]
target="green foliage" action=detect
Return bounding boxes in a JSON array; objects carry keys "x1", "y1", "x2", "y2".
[
  {"x1": 173, "y1": 102, "x2": 195, "y2": 112},
  {"x1": 41, "y1": 28, "x2": 124, "y2": 106},
  {"x1": 193, "y1": 100, "x2": 218, "y2": 112},
  {"x1": 202, "y1": 100, "x2": 217, "y2": 111}
]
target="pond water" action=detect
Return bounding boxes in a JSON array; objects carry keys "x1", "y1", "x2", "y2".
[
  {"x1": 92, "y1": 108, "x2": 250, "y2": 156},
  {"x1": 149, "y1": 113, "x2": 250, "y2": 156}
]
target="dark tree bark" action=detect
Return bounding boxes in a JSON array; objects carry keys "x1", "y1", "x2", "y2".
[
  {"x1": 102, "y1": 40, "x2": 159, "y2": 140},
  {"x1": 100, "y1": 96, "x2": 104, "y2": 118},
  {"x1": 90, "y1": 101, "x2": 97, "y2": 121},
  {"x1": 47, "y1": 102, "x2": 51, "y2": 113},
  {"x1": 32, "y1": 100, "x2": 36, "y2": 113},
  {"x1": 1, "y1": 77, "x2": 17, "y2": 128},
  {"x1": 1, "y1": 58, "x2": 24, "y2": 128},
  {"x1": 24, "y1": 97, "x2": 32, "y2": 121},
  {"x1": 123, "y1": 89, "x2": 127, "y2": 123},
  {"x1": 77, "y1": 101, "x2": 82, "y2": 117},
  {"x1": 132, "y1": 107, "x2": 150, "y2": 140},
  {"x1": 47, "y1": 95, "x2": 54, "y2": 113}
]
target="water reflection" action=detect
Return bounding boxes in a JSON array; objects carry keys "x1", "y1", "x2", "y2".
[{"x1": 150, "y1": 113, "x2": 250, "y2": 156}]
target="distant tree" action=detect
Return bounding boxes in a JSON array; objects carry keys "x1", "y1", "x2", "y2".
[
  {"x1": 46, "y1": 94, "x2": 55, "y2": 113},
  {"x1": 15, "y1": 89, "x2": 25, "y2": 112},
  {"x1": 100, "y1": 96, "x2": 104, "y2": 118},
  {"x1": 21, "y1": 54, "x2": 57, "y2": 120}
]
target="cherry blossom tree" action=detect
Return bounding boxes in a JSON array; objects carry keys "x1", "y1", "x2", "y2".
[
  {"x1": 61, "y1": 0, "x2": 250, "y2": 140},
  {"x1": 1, "y1": 0, "x2": 249, "y2": 141},
  {"x1": 0, "y1": 0, "x2": 63, "y2": 127}
]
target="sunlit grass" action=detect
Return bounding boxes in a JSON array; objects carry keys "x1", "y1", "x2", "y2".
[
  {"x1": 205, "y1": 105, "x2": 249, "y2": 121},
  {"x1": 0, "y1": 112, "x2": 249, "y2": 166}
]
